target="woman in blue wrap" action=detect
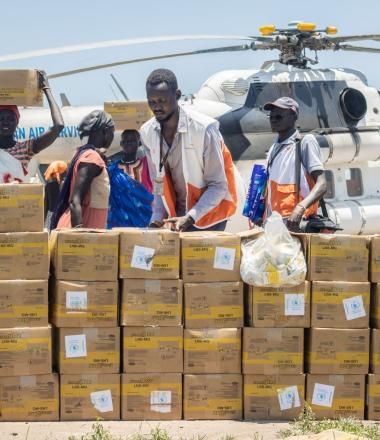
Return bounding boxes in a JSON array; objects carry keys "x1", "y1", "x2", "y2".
[{"x1": 107, "y1": 129, "x2": 153, "y2": 228}]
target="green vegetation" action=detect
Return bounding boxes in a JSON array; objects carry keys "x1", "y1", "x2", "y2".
[
  {"x1": 64, "y1": 411, "x2": 380, "y2": 440},
  {"x1": 68, "y1": 421, "x2": 122, "y2": 440},
  {"x1": 278, "y1": 404, "x2": 380, "y2": 439}
]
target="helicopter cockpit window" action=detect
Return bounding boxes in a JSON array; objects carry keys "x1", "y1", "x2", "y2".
[
  {"x1": 345, "y1": 168, "x2": 363, "y2": 197},
  {"x1": 324, "y1": 170, "x2": 335, "y2": 199}
]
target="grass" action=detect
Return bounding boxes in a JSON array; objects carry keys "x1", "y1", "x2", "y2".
[
  {"x1": 66, "y1": 410, "x2": 380, "y2": 440},
  {"x1": 65, "y1": 423, "x2": 262, "y2": 440},
  {"x1": 68, "y1": 421, "x2": 123, "y2": 440},
  {"x1": 67, "y1": 424, "x2": 176, "y2": 440},
  {"x1": 278, "y1": 404, "x2": 380, "y2": 439}
]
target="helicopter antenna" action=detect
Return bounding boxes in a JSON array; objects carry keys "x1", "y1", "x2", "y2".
[
  {"x1": 110, "y1": 74, "x2": 129, "y2": 101},
  {"x1": 108, "y1": 83, "x2": 119, "y2": 101}
]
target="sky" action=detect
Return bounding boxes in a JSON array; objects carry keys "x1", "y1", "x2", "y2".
[{"x1": 1, "y1": 0, "x2": 380, "y2": 105}]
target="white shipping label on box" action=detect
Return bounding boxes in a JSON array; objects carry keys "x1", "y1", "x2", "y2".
[
  {"x1": 343, "y1": 295, "x2": 366, "y2": 321},
  {"x1": 90, "y1": 389, "x2": 113, "y2": 413},
  {"x1": 284, "y1": 294, "x2": 305, "y2": 316},
  {"x1": 131, "y1": 245, "x2": 155, "y2": 271},
  {"x1": 277, "y1": 386, "x2": 301, "y2": 411},
  {"x1": 66, "y1": 291, "x2": 88, "y2": 310},
  {"x1": 150, "y1": 390, "x2": 172, "y2": 413},
  {"x1": 213, "y1": 247, "x2": 236, "y2": 271},
  {"x1": 65, "y1": 334, "x2": 87, "y2": 358},
  {"x1": 312, "y1": 383, "x2": 335, "y2": 408}
]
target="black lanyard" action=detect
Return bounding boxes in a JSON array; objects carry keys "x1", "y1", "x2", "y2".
[{"x1": 159, "y1": 130, "x2": 172, "y2": 173}]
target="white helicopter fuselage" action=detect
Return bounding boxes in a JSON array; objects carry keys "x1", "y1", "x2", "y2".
[{"x1": 19, "y1": 61, "x2": 380, "y2": 234}]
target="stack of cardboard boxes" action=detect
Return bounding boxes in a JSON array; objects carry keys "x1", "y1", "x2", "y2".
[
  {"x1": 243, "y1": 233, "x2": 308, "y2": 421},
  {"x1": 4, "y1": 192, "x2": 380, "y2": 422},
  {"x1": 118, "y1": 228, "x2": 183, "y2": 420},
  {"x1": 181, "y1": 232, "x2": 243, "y2": 420},
  {"x1": 50, "y1": 229, "x2": 121, "y2": 420},
  {"x1": 368, "y1": 236, "x2": 380, "y2": 420},
  {"x1": 0, "y1": 184, "x2": 57, "y2": 421},
  {"x1": 307, "y1": 235, "x2": 370, "y2": 420}
]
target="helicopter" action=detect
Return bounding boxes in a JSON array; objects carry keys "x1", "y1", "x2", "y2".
[{"x1": 4, "y1": 21, "x2": 380, "y2": 233}]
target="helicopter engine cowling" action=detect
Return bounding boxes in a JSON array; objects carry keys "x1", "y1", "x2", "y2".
[{"x1": 314, "y1": 127, "x2": 380, "y2": 164}]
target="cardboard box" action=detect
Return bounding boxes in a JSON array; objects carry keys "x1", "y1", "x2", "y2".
[
  {"x1": 50, "y1": 229, "x2": 119, "y2": 281},
  {"x1": 0, "y1": 232, "x2": 48, "y2": 280},
  {"x1": 306, "y1": 374, "x2": 365, "y2": 419},
  {"x1": 121, "y1": 373, "x2": 182, "y2": 420},
  {"x1": 185, "y1": 282, "x2": 243, "y2": 329},
  {"x1": 370, "y1": 329, "x2": 380, "y2": 374},
  {"x1": 244, "y1": 374, "x2": 305, "y2": 420},
  {"x1": 104, "y1": 101, "x2": 153, "y2": 131},
  {"x1": 370, "y1": 236, "x2": 380, "y2": 282},
  {"x1": 181, "y1": 232, "x2": 241, "y2": 283},
  {"x1": 367, "y1": 374, "x2": 380, "y2": 420},
  {"x1": 308, "y1": 234, "x2": 369, "y2": 282},
  {"x1": 123, "y1": 326, "x2": 183, "y2": 373},
  {"x1": 0, "y1": 184, "x2": 44, "y2": 232},
  {"x1": 184, "y1": 374, "x2": 242, "y2": 420},
  {"x1": 121, "y1": 279, "x2": 182, "y2": 327},
  {"x1": 0, "y1": 326, "x2": 51, "y2": 376},
  {"x1": 56, "y1": 327, "x2": 120, "y2": 374},
  {"x1": 118, "y1": 228, "x2": 180, "y2": 279},
  {"x1": 0, "y1": 373, "x2": 58, "y2": 421},
  {"x1": 60, "y1": 374, "x2": 120, "y2": 421},
  {"x1": 243, "y1": 328, "x2": 304, "y2": 375},
  {"x1": 0, "y1": 280, "x2": 48, "y2": 327},
  {"x1": 0, "y1": 69, "x2": 43, "y2": 106},
  {"x1": 306, "y1": 328, "x2": 369, "y2": 374},
  {"x1": 247, "y1": 282, "x2": 310, "y2": 328},
  {"x1": 184, "y1": 328, "x2": 241, "y2": 374},
  {"x1": 50, "y1": 280, "x2": 118, "y2": 327},
  {"x1": 371, "y1": 284, "x2": 380, "y2": 328},
  {"x1": 311, "y1": 281, "x2": 370, "y2": 328}
]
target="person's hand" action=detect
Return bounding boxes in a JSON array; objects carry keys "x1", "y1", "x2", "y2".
[
  {"x1": 164, "y1": 215, "x2": 194, "y2": 232},
  {"x1": 287, "y1": 204, "x2": 305, "y2": 232},
  {"x1": 38, "y1": 70, "x2": 50, "y2": 90},
  {"x1": 149, "y1": 221, "x2": 164, "y2": 229}
]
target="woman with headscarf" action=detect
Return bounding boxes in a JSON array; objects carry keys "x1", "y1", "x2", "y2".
[
  {"x1": 51, "y1": 110, "x2": 115, "y2": 229},
  {"x1": 44, "y1": 160, "x2": 68, "y2": 230},
  {"x1": 0, "y1": 71, "x2": 64, "y2": 183}
]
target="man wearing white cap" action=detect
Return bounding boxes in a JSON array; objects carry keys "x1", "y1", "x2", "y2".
[{"x1": 263, "y1": 97, "x2": 327, "y2": 231}]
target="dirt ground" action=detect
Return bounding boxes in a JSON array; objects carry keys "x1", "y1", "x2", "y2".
[{"x1": 0, "y1": 420, "x2": 289, "y2": 440}]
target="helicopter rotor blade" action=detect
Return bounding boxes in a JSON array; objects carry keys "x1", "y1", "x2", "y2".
[
  {"x1": 328, "y1": 34, "x2": 380, "y2": 43},
  {"x1": 48, "y1": 44, "x2": 252, "y2": 79},
  {"x1": 0, "y1": 35, "x2": 254, "y2": 63},
  {"x1": 337, "y1": 44, "x2": 380, "y2": 53}
]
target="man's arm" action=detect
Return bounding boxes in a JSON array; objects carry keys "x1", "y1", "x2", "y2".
[
  {"x1": 287, "y1": 170, "x2": 327, "y2": 231},
  {"x1": 32, "y1": 71, "x2": 64, "y2": 154},
  {"x1": 149, "y1": 194, "x2": 168, "y2": 227},
  {"x1": 70, "y1": 163, "x2": 102, "y2": 227},
  {"x1": 287, "y1": 135, "x2": 327, "y2": 231}
]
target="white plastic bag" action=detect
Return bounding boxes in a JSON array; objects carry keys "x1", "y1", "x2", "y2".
[{"x1": 240, "y1": 212, "x2": 307, "y2": 287}]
